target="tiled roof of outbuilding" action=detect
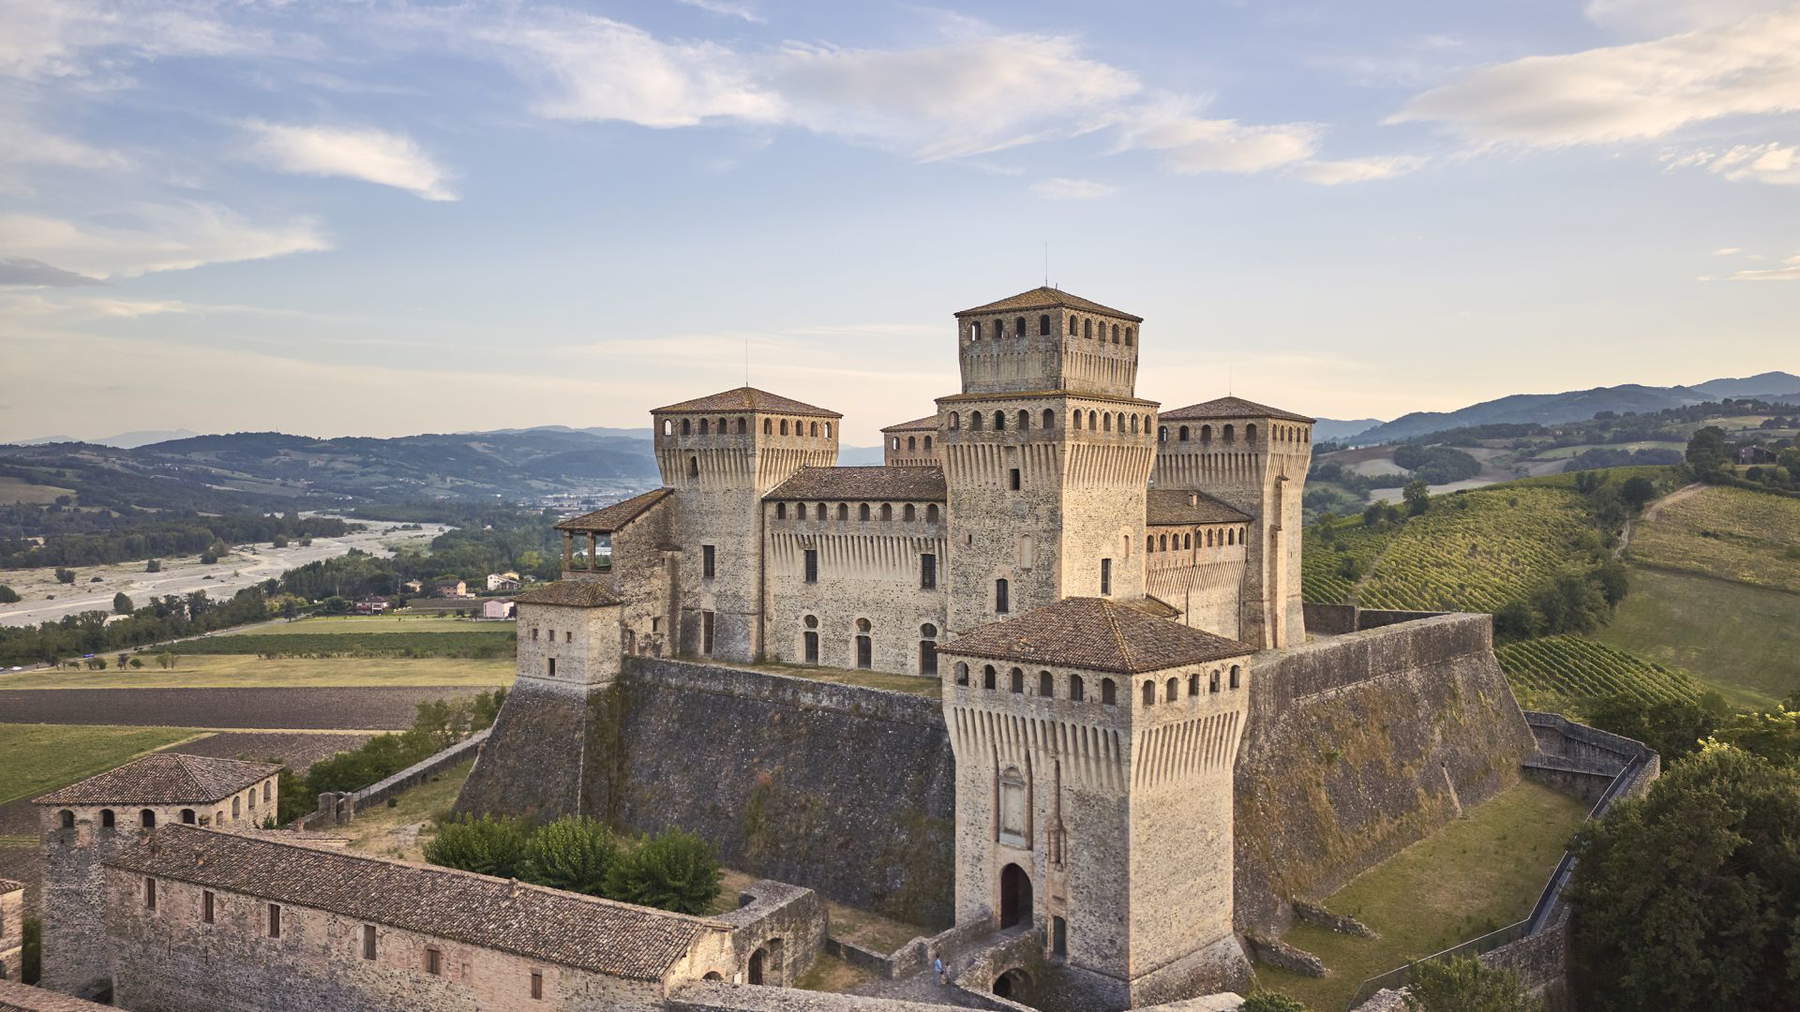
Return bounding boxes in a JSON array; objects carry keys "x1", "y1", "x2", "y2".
[
  {"x1": 1147, "y1": 489, "x2": 1252, "y2": 525},
  {"x1": 0, "y1": 876, "x2": 21, "y2": 893},
  {"x1": 1160, "y1": 396, "x2": 1313, "y2": 423},
  {"x1": 556, "y1": 487, "x2": 674, "y2": 533},
  {"x1": 35, "y1": 754, "x2": 277, "y2": 807},
  {"x1": 942, "y1": 597, "x2": 1253, "y2": 674},
  {"x1": 880, "y1": 415, "x2": 939, "y2": 433},
  {"x1": 512, "y1": 581, "x2": 621, "y2": 608},
  {"x1": 765, "y1": 466, "x2": 947, "y2": 502},
  {"x1": 106, "y1": 826, "x2": 729, "y2": 982},
  {"x1": 653, "y1": 386, "x2": 840, "y2": 417},
  {"x1": 0, "y1": 980, "x2": 116, "y2": 1011},
  {"x1": 955, "y1": 286, "x2": 1142, "y2": 323}
]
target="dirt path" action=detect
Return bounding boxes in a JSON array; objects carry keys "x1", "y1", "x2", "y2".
[{"x1": 1618, "y1": 482, "x2": 1704, "y2": 559}]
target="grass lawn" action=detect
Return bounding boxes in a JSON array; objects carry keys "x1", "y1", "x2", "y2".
[
  {"x1": 1595, "y1": 566, "x2": 1800, "y2": 708},
  {"x1": 336, "y1": 760, "x2": 473, "y2": 862},
  {"x1": 3, "y1": 654, "x2": 513, "y2": 690},
  {"x1": 233, "y1": 615, "x2": 514, "y2": 636},
  {"x1": 0, "y1": 723, "x2": 204, "y2": 804},
  {"x1": 742, "y1": 661, "x2": 941, "y2": 698},
  {"x1": 1255, "y1": 781, "x2": 1588, "y2": 1010}
]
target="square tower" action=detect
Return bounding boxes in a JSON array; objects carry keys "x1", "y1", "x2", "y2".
[
  {"x1": 940, "y1": 598, "x2": 1254, "y2": 1008},
  {"x1": 954, "y1": 287, "x2": 1143, "y2": 399}
]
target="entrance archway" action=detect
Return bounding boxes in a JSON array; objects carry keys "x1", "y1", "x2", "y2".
[
  {"x1": 747, "y1": 948, "x2": 765, "y2": 985},
  {"x1": 993, "y1": 968, "x2": 1031, "y2": 1000},
  {"x1": 1000, "y1": 863, "x2": 1032, "y2": 929}
]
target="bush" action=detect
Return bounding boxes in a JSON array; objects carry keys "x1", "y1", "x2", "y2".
[
  {"x1": 54, "y1": 567, "x2": 75, "y2": 584},
  {"x1": 1403, "y1": 956, "x2": 1539, "y2": 1011},
  {"x1": 112, "y1": 591, "x2": 134, "y2": 614},
  {"x1": 0, "y1": 584, "x2": 18, "y2": 603},
  {"x1": 523, "y1": 817, "x2": 618, "y2": 896},
  {"x1": 145, "y1": 558, "x2": 161, "y2": 573},
  {"x1": 424, "y1": 815, "x2": 531, "y2": 879},
  {"x1": 603, "y1": 829, "x2": 721, "y2": 914},
  {"x1": 1242, "y1": 993, "x2": 1310, "y2": 1012}
]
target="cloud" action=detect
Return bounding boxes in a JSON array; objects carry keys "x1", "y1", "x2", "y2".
[
  {"x1": 1726, "y1": 254, "x2": 1800, "y2": 280},
  {"x1": 1289, "y1": 155, "x2": 1427, "y2": 185},
  {"x1": 1113, "y1": 98, "x2": 1319, "y2": 173},
  {"x1": 0, "y1": 257, "x2": 104, "y2": 287},
  {"x1": 0, "y1": 202, "x2": 329, "y2": 279},
  {"x1": 0, "y1": 0, "x2": 279, "y2": 81},
  {"x1": 1713, "y1": 247, "x2": 1744, "y2": 255},
  {"x1": 1688, "y1": 143, "x2": 1800, "y2": 185},
  {"x1": 242, "y1": 122, "x2": 457, "y2": 200},
  {"x1": 673, "y1": 0, "x2": 765, "y2": 24},
  {"x1": 1583, "y1": 0, "x2": 1793, "y2": 34},
  {"x1": 1029, "y1": 177, "x2": 1118, "y2": 199},
  {"x1": 1390, "y1": 11, "x2": 1800, "y2": 147},
  {"x1": 0, "y1": 112, "x2": 126, "y2": 170}
]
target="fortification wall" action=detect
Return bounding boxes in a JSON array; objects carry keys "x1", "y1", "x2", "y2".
[{"x1": 1233, "y1": 614, "x2": 1536, "y2": 933}]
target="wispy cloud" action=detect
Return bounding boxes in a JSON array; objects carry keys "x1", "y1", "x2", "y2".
[
  {"x1": 1112, "y1": 97, "x2": 1319, "y2": 174},
  {"x1": 1713, "y1": 247, "x2": 1744, "y2": 255},
  {"x1": 1725, "y1": 254, "x2": 1800, "y2": 281},
  {"x1": 242, "y1": 122, "x2": 457, "y2": 201},
  {"x1": 1289, "y1": 155, "x2": 1427, "y2": 185},
  {"x1": 0, "y1": 257, "x2": 104, "y2": 287},
  {"x1": 1678, "y1": 143, "x2": 1800, "y2": 185},
  {"x1": 0, "y1": 202, "x2": 329, "y2": 279},
  {"x1": 673, "y1": 0, "x2": 765, "y2": 24},
  {"x1": 1030, "y1": 177, "x2": 1118, "y2": 199}
]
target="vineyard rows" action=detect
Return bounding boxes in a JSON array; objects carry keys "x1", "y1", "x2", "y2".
[
  {"x1": 1496, "y1": 635, "x2": 1700, "y2": 711},
  {"x1": 1629, "y1": 485, "x2": 1800, "y2": 594},
  {"x1": 182, "y1": 631, "x2": 517, "y2": 658}
]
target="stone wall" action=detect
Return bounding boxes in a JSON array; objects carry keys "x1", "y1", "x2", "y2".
[
  {"x1": 297, "y1": 729, "x2": 488, "y2": 830},
  {"x1": 718, "y1": 880, "x2": 827, "y2": 988},
  {"x1": 1233, "y1": 614, "x2": 1537, "y2": 933},
  {"x1": 0, "y1": 880, "x2": 22, "y2": 981}
]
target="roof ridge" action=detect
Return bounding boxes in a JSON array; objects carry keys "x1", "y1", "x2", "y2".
[{"x1": 1097, "y1": 600, "x2": 1135, "y2": 673}]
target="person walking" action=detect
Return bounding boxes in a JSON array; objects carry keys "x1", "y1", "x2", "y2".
[{"x1": 933, "y1": 954, "x2": 946, "y2": 985}]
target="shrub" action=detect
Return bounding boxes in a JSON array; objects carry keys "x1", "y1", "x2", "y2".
[
  {"x1": 1403, "y1": 956, "x2": 1539, "y2": 1011},
  {"x1": 603, "y1": 829, "x2": 721, "y2": 914},
  {"x1": 1242, "y1": 992, "x2": 1310, "y2": 1012},
  {"x1": 523, "y1": 817, "x2": 618, "y2": 896},
  {"x1": 54, "y1": 568, "x2": 75, "y2": 584},
  {"x1": 425, "y1": 815, "x2": 531, "y2": 879},
  {"x1": 0, "y1": 584, "x2": 18, "y2": 603}
]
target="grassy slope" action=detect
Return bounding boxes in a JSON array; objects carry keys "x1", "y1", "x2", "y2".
[
  {"x1": 233, "y1": 615, "x2": 515, "y2": 636},
  {"x1": 2, "y1": 654, "x2": 512, "y2": 690},
  {"x1": 335, "y1": 759, "x2": 472, "y2": 862},
  {"x1": 0, "y1": 723, "x2": 203, "y2": 804},
  {"x1": 1496, "y1": 635, "x2": 1700, "y2": 714},
  {"x1": 1629, "y1": 485, "x2": 1800, "y2": 593},
  {"x1": 1257, "y1": 781, "x2": 1587, "y2": 1010},
  {"x1": 1596, "y1": 566, "x2": 1800, "y2": 708}
]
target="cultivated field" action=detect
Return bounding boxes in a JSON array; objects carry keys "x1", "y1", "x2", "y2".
[
  {"x1": 1495, "y1": 635, "x2": 1701, "y2": 713},
  {"x1": 0, "y1": 475, "x2": 75, "y2": 505},
  {"x1": 0, "y1": 685, "x2": 486, "y2": 729},
  {"x1": 1596, "y1": 566, "x2": 1800, "y2": 707},
  {"x1": 235, "y1": 615, "x2": 513, "y2": 636},
  {"x1": 2, "y1": 654, "x2": 512, "y2": 690},
  {"x1": 0, "y1": 723, "x2": 203, "y2": 806},
  {"x1": 1628, "y1": 485, "x2": 1800, "y2": 593}
]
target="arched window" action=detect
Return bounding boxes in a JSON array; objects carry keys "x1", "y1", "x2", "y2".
[
  {"x1": 1015, "y1": 316, "x2": 1026, "y2": 336},
  {"x1": 1039, "y1": 314, "x2": 1051, "y2": 335},
  {"x1": 1230, "y1": 665, "x2": 1242, "y2": 689},
  {"x1": 1146, "y1": 535, "x2": 1154, "y2": 552},
  {"x1": 687, "y1": 456, "x2": 699, "y2": 478},
  {"x1": 856, "y1": 624, "x2": 872, "y2": 669},
  {"x1": 1068, "y1": 316, "x2": 1078, "y2": 335},
  {"x1": 1018, "y1": 410, "x2": 1029, "y2": 431},
  {"x1": 1070, "y1": 674, "x2": 1085, "y2": 701},
  {"x1": 924, "y1": 435, "x2": 933, "y2": 450},
  {"x1": 1206, "y1": 529, "x2": 1215, "y2": 547},
  {"x1": 1158, "y1": 425, "x2": 1168, "y2": 443},
  {"x1": 1188, "y1": 672, "x2": 1200, "y2": 696},
  {"x1": 956, "y1": 661, "x2": 970, "y2": 685},
  {"x1": 880, "y1": 503, "x2": 892, "y2": 521},
  {"x1": 1210, "y1": 670, "x2": 1222, "y2": 693},
  {"x1": 1101, "y1": 678, "x2": 1117, "y2": 704},
  {"x1": 816, "y1": 502, "x2": 827, "y2": 519},
  {"x1": 859, "y1": 503, "x2": 871, "y2": 520},
  {"x1": 984, "y1": 665, "x2": 997, "y2": 690},
  {"x1": 919, "y1": 629, "x2": 938, "y2": 675},
  {"x1": 1042, "y1": 408, "x2": 1054, "y2": 429},
  {"x1": 1125, "y1": 327, "x2": 1135, "y2": 346},
  {"x1": 779, "y1": 419, "x2": 789, "y2": 435},
  {"x1": 1087, "y1": 410, "x2": 1097, "y2": 429},
  {"x1": 971, "y1": 412, "x2": 983, "y2": 431},
  {"x1": 971, "y1": 321, "x2": 982, "y2": 340},
  {"x1": 1083, "y1": 319, "x2": 1092, "y2": 338},
  {"x1": 837, "y1": 503, "x2": 849, "y2": 520},
  {"x1": 1010, "y1": 668, "x2": 1024, "y2": 693},
  {"x1": 1039, "y1": 671, "x2": 1054, "y2": 697},
  {"x1": 1246, "y1": 424, "x2": 1257, "y2": 444},
  {"x1": 1201, "y1": 424, "x2": 1214, "y2": 444},
  {"x1": 698, "y1": 418, "x2": 709, "y2": 435},
  {"x1": 1165, "y1": 677, "x2": 1177, "y2": 701},
  {"x1": 736, "y1": 417, "x2": 747, "y2": 433},
  {"x1": 949, "y1": 412, "x2": 961, "y2": 430},
  {"x1": 101, "y1": 809, "x2": 116, "y2": 828},
  {"x1": 995, "y1": 578, "x2": 1010, "y2": 614},
  {"x1": 1141, "y1": 681, "x2": 1155, "y2": 706},
  {"x1": 1072, "y1": 410, "x2": 1083, "y2": 430},
  {"x1": 775, "y1": 502, "x2": 787, "y2": 520},
  {"x1": 907, "y1": 436, "x2": 917, "y2": 451},
  {"x1": 58, "y1": 810, "x2": 74, "y2": 829},
  {"x1": 811, "y1": 421, "x2": 820, "y2": 437},
  {"x1": 141, "y1": 809, "x2": 156, "y2": 828},
  {"x1": 1130, "y1": 415, "x2": 1139, "y2": 434},
  {"x1": 796, "y1": 503, "x2": 807, "y2": 519},
  {"x1": 1223, "y1": 424, "x2": 1235, "y2": 444},
  {"x1": 825, "y1": 422, "x2": 833, "y2": 437},
  {"x1": 1103, "y1": 413, "x2": 1112, "y2": 432},
  {"x1": 926, "y1": 504, "x2": 940, "y2": 523},
  {"x1": 681, "y1": 418, "x2": 692, "y2": 435},
  {"x1": 993, "y1": 412, "x2": 1005, "y2": 431},
  {"x1": 1184, "y1": 532, "x2": 1192, "y2": 549},
  {"x1": 1229, "y1": 528, "x2": 1238, "y2": 545},
  {"x1": 1179, "y1": 425, "x2": 1190, "y2": 441},
  {"x1": 1112, "y1": 324, "x2": 1121, "y2": 344},
  {"x1": 662, "y1": 419, "x2": 673, "y2": 436},
  {"x1": 904, "y1": 503, "x2": 916, "y2": 521},
  {"x1": 1159, "y1": 534, "x2": 1168, "y2": 551},
  {"x1": 763, "y1": 418, "x2": 773, "y2": 435}
]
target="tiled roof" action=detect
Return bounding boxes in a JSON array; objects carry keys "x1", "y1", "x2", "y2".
[
  {"x1": 1121, "y1": 596, "x2": 1182, "y2": 620},
  {"x1": 942, "y1": 597, "x2": 1253, "y2": 674},
  {"x1": 0, "y1": 876, "x2": 21, "y2": 893},
  {"x1": 35, "y1": 754, "x2": 277, "y2": 807},
  {"x1": 955, "y1": 286, "x2": 1143, "y2": 323},
  {"x1": 1147, "y1": 489, "x2": 1252, "y2": 525},
  {"x1": 765, "y1": 466, "x2": 947, "y2": 502},
  {"x1": 557, "y1": 487, "x2": 674, "y2": 533},
  {"x1": 106, "y1": 826, "x2": 729, "y2": 981},
  {"x1": 0, "y1": 981, "x2": 115, "y2": 1011},
  {"x1": 880, "y1": 415, "x2": 939, "y2": 433},
  {"x1": 512, "y1": 581, "x2": 621, "y2": 608},
  {"x1": 1160, "y1": 396, "x2": 1313, "y2": 423},
  {"x1": 653, "y1": 386, "x2": 840, "y2": 418}
]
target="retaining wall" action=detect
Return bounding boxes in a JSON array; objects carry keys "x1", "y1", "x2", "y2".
[{"x1": 296, "y1": 729, "x2": 489, "y2": 830}]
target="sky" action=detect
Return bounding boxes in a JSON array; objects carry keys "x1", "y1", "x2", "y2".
[{"x1": 1, "y1": 0, "x2": 1797, "y2": 445}]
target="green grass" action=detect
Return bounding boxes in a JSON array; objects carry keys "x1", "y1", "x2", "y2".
[
  {"x1": 1256, "y1": 781, "x2": 1587, "y2": 1010},
  {"x1": 1630, "y1": 485, "x2": 1800, "y2": 593},
  {"x1": 1495, "y1": 635, "x2": 1700, "y2": 713},
  {"x1": 1595, "y1": 566, "x2": 1800, "y2": 709},
  {"x1": 0, "y1": 723, "x2": 204, "y2": 804},
  {"x1": 0, "y1": 475, "x2": 75, "y2": 505},
  {"x1": 235, "y1": 615, "x2": 513, "y2": 635},
  {"x1": 182, "y1": 631, "x2": 515, "y2": 658},
  {"x1": 4, "y1": 654, "x2": 513, "y2": 690},
  {"x1": 337, "y1": 759, "x2": 473, "y2": 862},
  {"x1": 1531, "y1": 441, "x2": 1685, "y2": 461}
]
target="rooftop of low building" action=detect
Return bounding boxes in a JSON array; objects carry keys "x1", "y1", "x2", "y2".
[
  {"x1": 764, "y1": 465, "x2": 947, "y2": 502},
  {"x1": 106, "y1": 825, "x2": 731, "y2": 982},
  {"x1": 652, "y1": 385, "x2": 841, "y2": 418},
  {"x1": 35, "y1": 754, "x2": 278, "y2": 807},
  {"x1": 556, "y1": 486, "x2": 674, "y2": 533},
  {"x1": 512, "y1": 580, "x2": 622, "y2": 608},
  {"x1": 942, "y1": 597, "x2": 1254, "y2": 674},
  {"x1": 1147, "y1": 489, "x2": 1253, "y2": 526},
  {"x1": 954, "y1": 286, "x2": 1143, "y2": 322},
  {"x1": 880, "y1": 414, "x2": 940, "y2": 433},
  {"x1": 1160, "y1": 395, "x2": 1314, "y2": 424}
]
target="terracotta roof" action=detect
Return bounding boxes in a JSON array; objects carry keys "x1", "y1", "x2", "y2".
[
  {"x1": 0, "y1": 876, "x2": 21, "y2": 893},
  {"x1": 106, "y1": 826, "x2": 728, "y2": 982},
  {"x1": 765, "y1": 466, "x2": 947, "y2": 502},
  {"x1": 1147, "y1": 489, "x2": 1252, "y2": 526},
  {"x1": 557, "y1": 487, "x2": 674, "y2": 533},
  {"x1": 955, "y1": 286, "x2": 1143, "y2": 323},
  {"x1": 35, "y1": 754, "x2": 277, "y2": 807},
  {"x1": 880, "y1": 415, "x2": 939, "y2": 433},
  {"x1": 942, "y1": 597, "x2": 1253, "y2": 674},
  {"x1": 0, "y1": 981, "x2": 115, "y2": 1011},
  {"x1": 1160, "y1": 396, "x2": 1313, "y2": 423},
  {"x1": 1122, "y1": 596, "x2": 1182, "y2": 620},
  {"x1": 512, "y1": 581, "x2": 621, "y2": 608},
  {"x1": 653, "y1": 386, "x2": 840, "y2": 418}
]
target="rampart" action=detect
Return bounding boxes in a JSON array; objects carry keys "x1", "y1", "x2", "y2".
[
  {"x1": 295, "y1": 728, "x2": 490, "y2": 830},
  {"x1": 1234, "y1": 613, "x2": 1537, "y2": 933}
]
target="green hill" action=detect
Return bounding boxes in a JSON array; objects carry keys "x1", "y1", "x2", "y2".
[{"x1": 1496, "y1": 635, "x2": 1701, "y2": 713}]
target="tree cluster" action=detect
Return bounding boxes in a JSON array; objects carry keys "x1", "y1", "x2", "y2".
[{"x1": 425, "y1": 818, "x2": 721, "y2": 916}]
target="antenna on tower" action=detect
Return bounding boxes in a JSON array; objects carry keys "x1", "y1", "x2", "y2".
[
  {"x1": 1227, "y1": 362, "x2": 1234, "y2": 396},
  {"x1": 1043, "y1": 242, "x2": 1049, "y2": 288}
]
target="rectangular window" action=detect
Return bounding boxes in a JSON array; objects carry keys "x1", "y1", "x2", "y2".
[
  {"x1": 145, "y1": 877, "x2": 156, "y2": 910},
  {"x1": 702, "y1": 544, "x2": 716, "y2": 580},
  {"x1": 701, "y1": 611, "x2": 715, "y2": 655},
  {"x1": 920, "y1": 553, "x2": 937, "y2": 590},
  {"x1": 268, "y1": 903, "x2": 281, "y2": 938},
  {"x1": 803, "y1": 549, "x2": 818, "y2": 584},
  {"x1": 363, "y1": 924, "x2": 377, "y2": 960},
  {"x1": 546, "y1": 657, "x2": 557, "y2": 678},
  {"x1": 425, "y1": 948, "x2": 442, "y2": 976},
  {"x1": 1009, "y1": 468, "x2": 1021, "y2": 491},
  {"x1": 202, "y1": 889, "x2": 214, "y2": 923},
  {"x1": 531, "y1": 627, "x2": 539, "y2": 640},
  {"x1": 531, "y1": 970, "x2": 544, "y2": 999},
  {"x1": 1100, "y1": 558, "x2": 1112, "y2": 596}
]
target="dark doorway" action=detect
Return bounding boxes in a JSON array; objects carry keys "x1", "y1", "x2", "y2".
[
  {"x1": 993, "y1": 968, "x2": 1031, "y2": 1000},
  {"x1": 804, "y1": 631, "x2": 819, "y2": 664},
  {"x1": 748, "y1": 948, "x2": 765, "y2": 985},
  {"x1": 1000, "y1": 863, "x2": 1032, "y2": 929},
  {"x1": 855, "y1": 635, "x2": 872, "y2": 669}
]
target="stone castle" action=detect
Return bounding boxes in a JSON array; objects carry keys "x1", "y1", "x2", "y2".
[{"x1": 23, "y1": 286, "x2": 1616, "y2": 1012}]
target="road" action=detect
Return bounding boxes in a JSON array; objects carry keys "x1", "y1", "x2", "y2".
[{"x1": 0, "y1": 523, "x2": 449, "y2": 627}]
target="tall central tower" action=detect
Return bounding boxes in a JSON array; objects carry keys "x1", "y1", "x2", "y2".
[{"x1": 940, "y1": 288, "x2": 1158, "y2": 638}]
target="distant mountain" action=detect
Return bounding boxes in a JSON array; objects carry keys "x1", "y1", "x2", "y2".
[
  {"x1": 837, "y1": 445, "x2": 886, "y2": 466},
  {"x1": 19, "y1": 428, "x2": 199, "y2": 448},
  {"x1": 1349, "y1": 372, "x2": 1800, "y2": 445},
  {"x1": 1313, "y1": 418, "x2": 1384, "y2": 443}
]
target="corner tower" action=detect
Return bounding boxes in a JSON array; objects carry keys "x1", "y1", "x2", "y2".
[
  {"x1": 650, "y1": 387, "x2": 840, "y2": 661},
  {"x1": 1153, "y1": 398, "x2": 1313, "y2": 648},
  {"x1": 939, "y1": 288, "x2": 1158, "y2": 638}
]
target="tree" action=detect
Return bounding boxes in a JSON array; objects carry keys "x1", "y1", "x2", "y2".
[
  {"x1": 1567, "y1": 744, "x2": 1800, "y2": 1011},
  {"x1": 1711, "y1": 706, "x2": 1800, "y2": 769},
  {"x1": 271, "y1": 534, "x2": 288, "y2": 548},
  {"x1": 54, "y1": 568, "x2": 76, "y2": 584},
  {"x1": 424, "y1": 815, "x2": 531, "y2": 880},
  {"x1": 145, "y1": 558, "x2": 161, "y2": 573},
  {"x1": 1685, "y1": 426, "x2": 1730, "y2": 479},
  {"x1": 523, "y1": 817, "x2": 618, "y2": 896},
  {"x1": 1403, "y1": 956, "x2": 1539, "y2": 1012},
  {"x1": 1402, "y1": 479, "x2": 1431, "y2": 516},
  {"x1": 1585, "y1": 692, "x2": 1726, "y2": 761},
  {"x1": 1242, "y1": 993, "x2": 1311, "y2": 1012},
  {"x1": 112, "y1": 592, "x2": 134, "y2": 615},
  {"x1": 603, "y1": 829, "x2": 721, "y2": 914},
  {"x1": 0, "y1": 585, "x2": 18, "y2": 603},
  {"x1": 1593, "y1": 560, "x2": 1629, "y2": 608}
]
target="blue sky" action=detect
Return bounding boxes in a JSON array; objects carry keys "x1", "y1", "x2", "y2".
[{"x1": 1, "y1": 0, "x2": 1796, "y2": 444}]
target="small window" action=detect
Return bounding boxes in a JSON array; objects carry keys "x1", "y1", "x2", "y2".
[
  {"x1": 531, "y1": 627, "x2": 539, "y2": 640},
  {"x1": 956, "y1": 662, "x2": 970, "y2": 685},
  {"x1": 904, "y1": 503, "x2": 916, "y2": 521},
  {"x1": 1039, "y1": 314, "x2": 1050, "y2": 335},
  {"x1": 1166, "y1": 677, "x2": 1178, "y2": 702},
  {"x1": 232, "y1": 797, "x2": 240, "y2": 818},
  {"x1": 363, "y1": 924, "x2": 377, "y2": 960},
  {"x1": 564, "y1": 631, "x2": 571, "y2": 643},
  {"x1": 425, "y1": 947, "x2": 442, "y2": 976},
  {"x1": 920, "y1": 553, "x2": 937, "y2": 590},
  {"x1": 1070, "y1": 674, "x2": 1085, "y2": 701},
  {"x1": 763, "y1": 418, "x2": 772, "y2": 434},
  {"x1": 141, "y1": 809, "x2": 156, "y2": 828},
  {"x1": 1179, "y1": 425, "x2": 1190, "y2": 441},
  {"x1": 101, "y1": 809, "x2": 115, "y2": 828},
  {"x1": 1189, "y1": 673, "x2": 1200, "y2": 696},
  {"x1": 702, "y1": 544, "x2": 716, "y2": 580},
  {"x1": 59, "y1": 809, "x2": 73, "y2": 829},
  {"x1": 1084, "y1": 318, "x2": 1092, "y2": 338},
  {"x1": 880, "y1": 503, "x2": 893, "y2": 521},
  {"x1": 995, "y1": 578, "x2": 1010, "y2": 614},
  {"x1": 1068, "y1": 315, "x2": 1077, "y2": 335},
  {"x1": 859, "y1": 503, "x2": 871, "y2": 521},
  {"x1": 949, "y1": 412, "x2": 960, "y2": 430},
  {"x1": 1230, "y1": 664, "x2": 1242, "y2": 689},
  {"x1": 1142, "y1": 681, "x2": 1155, "y2": 706},
  {"x1": 776, "y1": 502, "x2": 787, "y2": 520},
  {"x1": 919, "y1": 639, "x2": 938, "y2": 676},
  {"x1": 1112, "y1": 324, "x2": 1121, "y2": 344},
  {"x1": 810, "y1": 421, "x2": 820, "y2": 436},
  {"x1": 681, "y1": 418, "x2": 692, "y2": 435},
  {"x1": 547, "y1": 657, "x2": 556, "y2": 678},
  {"x1": 531, "y1": 970, "x2": 544, "y2": 1000},
  {"x1": 268, "y1": 903, "x2": 282, "y2": 938},
  {"x1": 1042, "y1": 408, "x2": 1054, "y2": 429},
  {"x1": 145, "y1": 877, "x2": 157, "y2": 910},
  {"x1": 698, "y1": 418, "x2": 709, "y2": 435},
  {"x1": 1211, "y1": 670, "x2": 1222, "y2": 693},
  {"x1": 1010, "y1": 668, "x2": 1024, "y2": 693},
  {"x1": 1009, "y1": 468, "x2": 1021, "y2": 491},
  {"x1": 971, "y1": 411, "x2": 983, "y2": 431},
  {"x1": 701, "y1": 610, "x2": 715, "y2": 655},
  {"x1": 837, "y1": 503, "x2": 849, "y2": 520},
  {"x1": 686, "y1": 456, "x2": 698, "y2": 478},
  {"x1": 927, "y1": 504, "x2": 940, "y2": 523},
  {"x1": 804, "y1": 549, "x2": 819, "y2": 583},
  {"x1": 984, "y1": 665, "x2": 997, "y2": 690},
  {"x1": 1039, "y1": 671, "x2": 1054, "y2": 697},
  {"x1": 1018, "y1": 410, "x2": 1029, "y2": 431},
  {"x1": 203, "y1": 889, "x2": 214, "y2": 923},
  {"x1": 1099, "y1": 558, "x2": 1112, "y2": 596},
  {"x1": 779, "y1": 419, "x2": 789, "y2": 435},
  {"x1": 1125, "y1": 327, "x2": 1134, "y2": 346},
  {"x1": 971, "y1": 321, "x2": 982, "y2": 340}
]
